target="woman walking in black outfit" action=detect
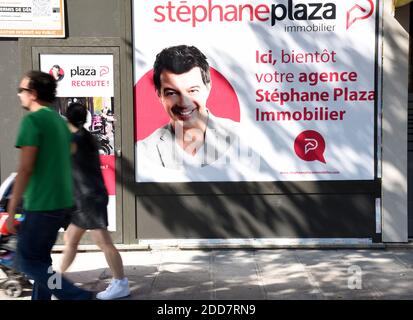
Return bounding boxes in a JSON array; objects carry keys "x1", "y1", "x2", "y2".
[{"x1": 61, "y1": 103, "x2": 129, "y2": 300}]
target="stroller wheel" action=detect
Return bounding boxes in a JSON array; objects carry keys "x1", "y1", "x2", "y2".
[{"x1": 4, "y1": 280, "x2": 22, "y2": 298}]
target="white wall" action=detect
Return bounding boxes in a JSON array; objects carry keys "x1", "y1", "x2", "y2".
[{"x1": 382, "y1": 0, "x2": 410, "y2": 242}]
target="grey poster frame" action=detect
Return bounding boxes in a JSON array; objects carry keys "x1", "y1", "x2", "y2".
[{"x1": 18, "y1": 37, "x2": 136, "y2": 244}]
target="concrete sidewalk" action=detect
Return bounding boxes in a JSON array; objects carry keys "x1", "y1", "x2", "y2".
[{"x1": 1, "y1": 248, "x2": 413, "y2": 300}]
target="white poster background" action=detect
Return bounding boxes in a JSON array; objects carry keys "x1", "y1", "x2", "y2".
[
  {"x1": 0, "y1": 0, "x2": 65, "y2": 37},
  {"x1": 40, "y1": 54, "x2": 114, "y2": 97},
  {"x1": 40, "y1": 54, "x2": 116, "y2": 231},
  {"x1": 133, "y1": 0, "x2": 378, "y2": 182}
]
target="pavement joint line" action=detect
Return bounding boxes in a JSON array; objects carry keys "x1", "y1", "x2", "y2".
[
  {"x1": 252, "y1": 250, "x2": 268, "y2": 300},
  {"x1": 98, "y1": 269, "x2": 110, "y2": 281},
  {"x1": 148, "y1": 251, "x2": 163, "y2": 297},
  {"x1": 390, "y1": 253, "x2": 413, "y2": 270},
  {"x1": 209, "y1": 251, "x2": 217, "y2": 300},
  {"x1": 294, "y1": 252, "x2": 326, "y2": 300}
]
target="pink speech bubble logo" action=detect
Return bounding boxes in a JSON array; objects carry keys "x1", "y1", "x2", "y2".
[
  {"x1": 99, "y1": 66, "x2": 109, "y2": 77},
  {"x1": 346, "y1": 0, "x2": 374, "y2": 30},
  {"x1": 294, "y1": 130, "x2": 326, "y2": 164}
]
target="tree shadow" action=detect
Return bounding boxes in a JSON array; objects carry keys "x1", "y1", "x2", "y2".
[{"x1": 35, "y1": 248, "x2": 413, "y2": 300}]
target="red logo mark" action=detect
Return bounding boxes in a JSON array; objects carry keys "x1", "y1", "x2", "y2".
[
  {"x1": 99, "y1": 66, "x2": 109, "y2": 77},
  {"x1": 49, "y1": 64, "x2": 64, "y2": 81},
  {"x1": 346, "y1": 0, "x2": 374, "y2": 30},
  {"x1": 294, "y1": 130, "x2": 326, "y2": 164}
]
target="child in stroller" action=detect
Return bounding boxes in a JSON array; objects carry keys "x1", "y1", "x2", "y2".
[{"x1": 0, "y1": 173, "x2": 31, "y2": 298}]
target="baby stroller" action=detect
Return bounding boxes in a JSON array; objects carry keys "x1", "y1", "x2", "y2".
[{"x1": 0, "y1": 173, "x2": 30, "y2": 298}]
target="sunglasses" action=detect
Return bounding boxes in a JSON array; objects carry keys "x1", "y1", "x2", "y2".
[{"x1": 17, "y1": 87, "x2": 32, "y2": 93}]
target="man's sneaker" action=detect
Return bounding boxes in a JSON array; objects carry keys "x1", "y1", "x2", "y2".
[{"x1": 96, "y1": 277, "x2": 130, "y2": 300}]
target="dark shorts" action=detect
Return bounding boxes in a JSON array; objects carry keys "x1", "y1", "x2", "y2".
[{"x1": 70, "y1": 195, "x2": 108, "y2": 230}]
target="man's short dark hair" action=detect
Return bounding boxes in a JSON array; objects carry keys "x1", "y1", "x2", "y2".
[
  {"x1": 25, "y1": 70, "x2": 57, "y2": 103},
  {"x1": 153, "y1": 45, "x2": 210, "y2": 93}
]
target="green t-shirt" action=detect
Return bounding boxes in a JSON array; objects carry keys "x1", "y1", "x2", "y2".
[{"x1": 15, "y1": 107, "x2": 74, "y2": 211}]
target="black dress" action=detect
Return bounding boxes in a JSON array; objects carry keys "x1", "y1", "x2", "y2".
[{"x1": 70, "y1": 129, "x2": 109, "y2": 229}]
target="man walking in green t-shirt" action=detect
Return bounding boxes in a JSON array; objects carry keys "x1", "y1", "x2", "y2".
[{"x1": 6, "y1": 70, "x2": 93, "y2": 300}]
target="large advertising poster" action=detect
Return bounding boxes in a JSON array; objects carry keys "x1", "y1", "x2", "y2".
[
  {"x1": 133, "y1": 0, "x2": 379, "y2": 183},
  {"x1": 40, "y1": 54, "x2": 117, "y2": 231},
  {"x1": 0, "y1": 0, "x2": 65, "y2": 37}
]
